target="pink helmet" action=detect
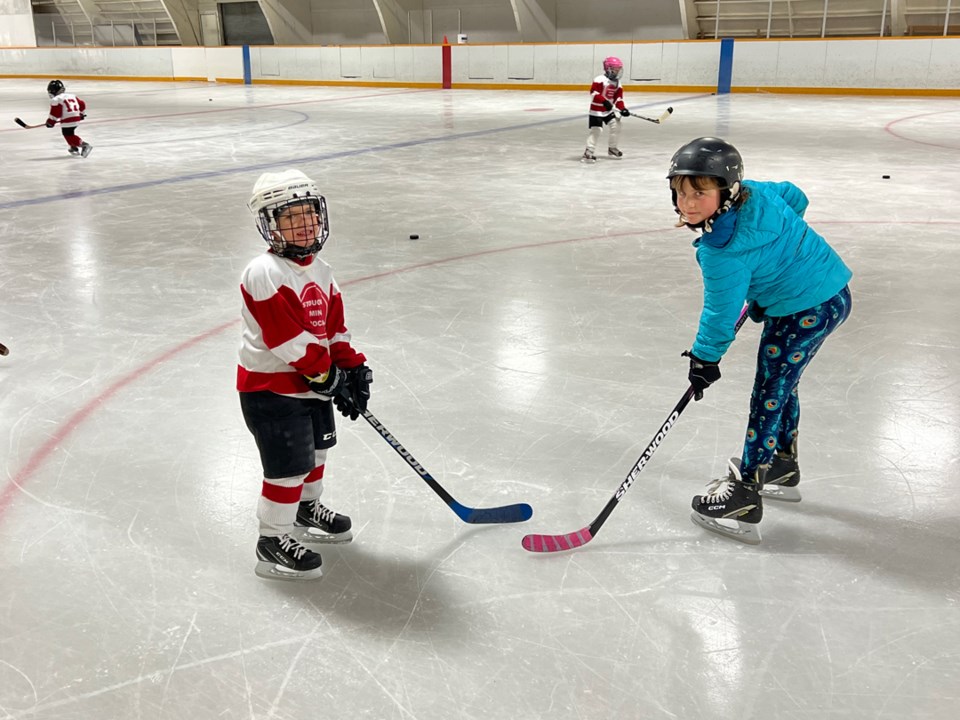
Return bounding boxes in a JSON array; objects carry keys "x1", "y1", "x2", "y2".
[{"x1": 603, "y1": 57, "x2": 624, "y2": 81}]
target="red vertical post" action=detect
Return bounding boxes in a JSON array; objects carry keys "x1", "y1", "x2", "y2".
[{"x1": 442, "y1": 35, "x2": 452, "y2": 89}]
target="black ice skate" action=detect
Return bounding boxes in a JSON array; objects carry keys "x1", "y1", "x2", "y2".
[
  {"x1": 580, "y1": 149, "x2": 597, "y2": 164},
  {"x1": 68, "y1": 146, "x2": 80, "y2": 156},
  {"x1": 80, "y1": 142, "x2": 93, "y2": 158},
  {"x1": 690, "y1": 458, "x2": 763, "y2": 545},
  {"x1": 607, "y1": 148, "x2": 623, "y2": 158},
  {"x1": 759, "y1": 443, "x2": 800, "y2": 502},
  {"x1": 294, "y1": 499, "x2": 353, "y2": 544},
  {"x1": 255, "y1": 534, "x2": 323, "y2": 581}
]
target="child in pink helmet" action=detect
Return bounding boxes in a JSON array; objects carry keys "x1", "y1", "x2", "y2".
[{"x1": 581, "y1": 57, "x2": 632, "y2": 163}]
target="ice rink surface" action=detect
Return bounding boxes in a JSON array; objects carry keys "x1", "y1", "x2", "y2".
[{"x1": 0, "y1": 79, "x2": 958, "y2": 719}]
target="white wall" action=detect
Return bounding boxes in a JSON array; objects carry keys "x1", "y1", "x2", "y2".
[
  {"x1": 0, "y1": 38, "x2": 957, "y2": 92},
  {"x1": 0, "y1": 0, "x2": 37, "y2": 47}
]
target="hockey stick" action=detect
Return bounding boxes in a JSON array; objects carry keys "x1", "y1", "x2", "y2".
[
  {"x1": 362, "y1": 409, "x2": 533, "y2": 524},
  {"x1": 14, "y1": 118, "x2": 47, "y2": 129},
  {"x1": 0, "y1": 342, "x2": 8, "y2": 356},
  {"x1": 522, "y1": 305, "x2": 748, "y2": 553},
  {"x1": 627, "y1": 106, "x2": 673, "y2": 125}
]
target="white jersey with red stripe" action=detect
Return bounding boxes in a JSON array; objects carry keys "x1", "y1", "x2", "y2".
[
  {"x1": 48, "y1": 92, "x2": 86, "y2": 128},
  {"x1": 588, "y1": 75, "x2": 625, "y2": 117},
  {"x1": 237, "y1": 251, "x2": 366, "y2": 398}
]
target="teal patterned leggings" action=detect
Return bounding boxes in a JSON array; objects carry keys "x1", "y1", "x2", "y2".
[{"x1": 741, "y1": 286, "x2": 852, "y2": 477}]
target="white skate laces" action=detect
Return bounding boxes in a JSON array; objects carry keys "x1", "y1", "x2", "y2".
[{"x1": 278, "y1": 534, "x2": 310, "y2": 559}]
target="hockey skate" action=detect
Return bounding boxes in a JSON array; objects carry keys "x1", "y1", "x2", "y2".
[
  {"x1": 580, "y1": 150, "x2": 597, "y2": 164},
  {"x1": 255, "y1": 534, "x2": 323, "y2": 581},
  {"x1": 690, "y1": 458, "x2": 763, "y2": 545},
  {"x1": 80, "y1": 142, "x2": 93, "y2": 158},
  {"x1": 68, "y1": 146, "x2": 80, "y2": 156},
  {"x1": 607, "y1": 148, "x2": 623, "y2": 158},
  {"x1": 759, "y1": 443, "x2": 801, "y2": 502},
  {"x1": 294, "y1": 498, "x2": 353, "y2": 544}
]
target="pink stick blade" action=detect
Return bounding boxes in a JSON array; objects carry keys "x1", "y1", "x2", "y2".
[{"x1": 521, "y1": 527, "x2": 593, "y2": 553}]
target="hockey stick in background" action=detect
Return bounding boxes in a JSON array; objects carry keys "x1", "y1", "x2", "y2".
[
  {"x1": 0, "y1": 342, "x2": 8, "y2": 356},
  {"x1": 14, "y1": 118, "x2": 48, "y2": 129},
  {"x1": 522, "y1": 305, "x2": 748, "y2": 553},
  {"x1": 626, "y1": 106, "x2": 674, "y2": 125},
  {"x1": 362, "y1": 408, "x2": 534, "y2": 524}
]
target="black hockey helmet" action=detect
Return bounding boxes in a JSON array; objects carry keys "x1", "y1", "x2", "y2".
[
  {"x1": 666, "y1": 137, "x2": 743, "y2": 190},
  {"x1": 47, "y1": 80, "x2": 65, "y2": 98}
]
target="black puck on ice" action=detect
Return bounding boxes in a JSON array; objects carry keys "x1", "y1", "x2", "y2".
[
  {"x1": 409, "y1": 234, "x2": 419, "y2": 240},
  {"x1": 882, "y1": 174, "x2": 890, "y2": 179}
]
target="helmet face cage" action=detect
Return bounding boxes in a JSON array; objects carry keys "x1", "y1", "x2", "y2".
[
  {"x1": 47, "y1": 80, "x2": 65, "y2": 98},
  {"x1": 602, "y1": 57, "x2": 623, "y2": 81},
  {"x1": 255, "y1": 196, "x2": 329, "y2": 259}
]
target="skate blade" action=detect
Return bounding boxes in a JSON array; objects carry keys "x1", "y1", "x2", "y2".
[
  {"x1": 759, "y1": 485, "x2": 801, "y2": 502},
  {"x1": 690, "y1": 512, "x2": 762, "y2": 545},
  {"x1": 255, "y1": 561, "x2": 323, "y2": 581},
  {"x1": 294, "y1": 526, "x2": 353, "y2": 545}
]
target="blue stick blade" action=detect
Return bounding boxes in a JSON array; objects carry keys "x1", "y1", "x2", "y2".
[{"x1": 451, "y1": 502, "x2": 533, "y2": 524}]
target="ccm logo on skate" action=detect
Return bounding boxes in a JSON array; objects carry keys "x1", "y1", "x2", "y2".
[{"x1": 615, "y1": 410, "x2": 680, "y2": 500}]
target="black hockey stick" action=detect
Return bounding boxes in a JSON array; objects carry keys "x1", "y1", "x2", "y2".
[
  {"x1": 14, "y1": 118, "x2": 47, "y2": 129},
  {"x1": 0, "y1": 341, "x2": 8, "y2": 356},
  {"x1": 522, "y1": 305, "x2": 748, "y2": 552},
  {"x1": 626, "y1": 106, "x2": 673, "y2": 124},
  {"x1": 362, "y1": 409, "x2": 533, "y2": 524}
]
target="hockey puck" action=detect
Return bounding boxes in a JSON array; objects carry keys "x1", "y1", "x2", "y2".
[
  {"x1": 882, "y1": 174, "x2": 890, "y2": 179},
  {"x1": 409, "y1": 234, "x2": 419, "y2": 240}
]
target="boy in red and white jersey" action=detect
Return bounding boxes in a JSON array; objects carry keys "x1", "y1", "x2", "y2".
[
  {"x1": 46, "y1": 80, "x2": 92, "y2": 158},
  {"x1": 581, "y1": 57, "x2": 632, "y2": 163},
  {"x1": 238, "y1": 169, "x2": 372, "y2": 581}
]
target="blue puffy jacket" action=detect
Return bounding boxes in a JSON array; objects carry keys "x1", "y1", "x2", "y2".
[{"x1": 691, "y1": 180, "x2": 852, "y2": 362}]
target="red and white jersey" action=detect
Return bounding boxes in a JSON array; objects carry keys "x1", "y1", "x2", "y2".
[
  {"x1": 48, "y1": 92, "x2": 86, "y2": 128},
  {"x1": 237, "y1": 251, "x2": 366, "y2": 397},
  {"x1": 588, "y1": 76, "x2": 625, "y2": 117}
]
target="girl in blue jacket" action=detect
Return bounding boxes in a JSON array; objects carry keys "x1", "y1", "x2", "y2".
[{"x1": 667, "y1": 137, "x2": 852, "y2": 544}]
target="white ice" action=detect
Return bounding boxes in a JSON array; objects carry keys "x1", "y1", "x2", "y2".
[{"x1": 0, "y1": 79, "x2": 958, "y2": 719}]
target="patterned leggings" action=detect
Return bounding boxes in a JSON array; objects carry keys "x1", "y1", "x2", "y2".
[{"x1": 741, "y1": 286, "x2": 852, "y2": 477}]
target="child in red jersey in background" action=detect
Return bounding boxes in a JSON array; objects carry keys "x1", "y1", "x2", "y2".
[
  {"x1": 581, "y1": 57, "x2": 632, "y2": 163},
  {"x1": 238, "y1": 169, "x2": 373, "y2": 581},
  {"x1": 45, "y1": 80, "x2": 92, "y2": 158}
]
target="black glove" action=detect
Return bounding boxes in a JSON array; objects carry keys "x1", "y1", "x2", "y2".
[
  {"x1": 602, "y1": 99, "x2": 613, "y2": 112},
  {"x1": 305, "y1": 365, "x2": 347, "y2": 400},
  {"x1": 45, "y1": 120, "x2": 56, "y2": 128},
  {"x1": 682, "y1": 350, "x2": 721, "y2": 401},
  {"x1": 747, "y1": 301, "x2": 766, "y2": 323},
  {"x1": 620, "y1": 108, "x2": 631, "y2": 117},
  {"x1": 333, "y1": 364, "x2": 373, "y2": 421},
  {"x1": 80, "y1": 113, "x2": 86, "y2": 120}
]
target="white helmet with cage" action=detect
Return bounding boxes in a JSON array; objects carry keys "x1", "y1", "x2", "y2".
[{"x1": 247, "y1": 169, "x2": 329, "y2": 258}]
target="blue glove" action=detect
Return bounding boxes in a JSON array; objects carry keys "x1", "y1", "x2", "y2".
[{"x1": 682, "y1": 351, "x2": 721, "y2": 401}]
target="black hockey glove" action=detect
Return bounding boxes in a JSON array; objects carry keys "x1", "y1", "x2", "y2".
[
  {"x1": 602, "y1": 99, "x2": 613, "y2": 112},
  {"x1": 80, "y1": 113, "x2": 86, "y2": 120},
  {"x1": 333, "y1": 364, "x2": 373, "y2": 421},
  {"x1": 682, "y1": 350, "x2": 721, "y2": 401},
  {"x1": 747, "y1": 301, "x2": 766, "y2": 323},
  {"x1": 620, "y1": 108, "x2": 631, "y2": 117},
  {"x1": 305, "y1": 365, "x2": 348, "y2": 400},
  {"x1": 45, "y1": 119, "x2": 56, "y2": 128}
]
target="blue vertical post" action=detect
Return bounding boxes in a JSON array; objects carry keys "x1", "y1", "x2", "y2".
[
  {"x1": 242, "y1": 44, "x2": 252, "y2": 85},
  {"x1": 717, "y1": 37, "x2": 734, "y2": 94}
]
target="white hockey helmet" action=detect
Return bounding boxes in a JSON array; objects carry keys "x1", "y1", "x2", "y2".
[{"x1": 247, "y1": 169, "x2": 329, "y2": 258}]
